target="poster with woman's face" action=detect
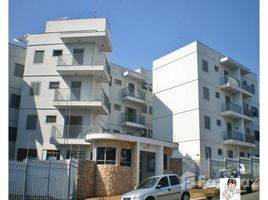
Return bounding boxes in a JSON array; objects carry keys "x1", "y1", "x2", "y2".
[{"x1": 220, "y1": 178, "x2": 241, "y2": 200}]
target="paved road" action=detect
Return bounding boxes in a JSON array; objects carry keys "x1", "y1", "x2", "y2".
[{"x1": 241, "y1": 191, "x2": 259, "y2": 200}]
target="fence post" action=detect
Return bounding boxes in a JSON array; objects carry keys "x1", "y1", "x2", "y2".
[
  {"x1": 250, "y1": 156, "x2": 253, "y2": 177},
  {"x1": 47, "y1": 159, "x2": 52, "y2": 198},
  {"x1": 23, "y1": 158, "x2": 29, "y2": 200},
  {"x1": 238, "y1": 156, "x2": 241, "y2": 175},
  {"x1": 208, "y1": 157, "x2": 211, "y2": 179},
  {"x1": 67, "y1": 157, "x2": 72, "y2": 200}
]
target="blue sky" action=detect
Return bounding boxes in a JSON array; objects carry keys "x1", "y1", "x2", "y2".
[{"x1": 9, "y1": 0, "x2": 259, "y2": 74}]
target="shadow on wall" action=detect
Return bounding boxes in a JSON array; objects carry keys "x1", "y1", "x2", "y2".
[
  {"x1": 15, "y1": 81, "x2": 44, "y2": 160},
  {"x1": 152, "y1": 95, "x2": 173, "y2": 141}
]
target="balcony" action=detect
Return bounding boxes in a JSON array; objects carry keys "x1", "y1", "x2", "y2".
[
  {"x1": 221, "y1": 102, "x2": 243, "y2": 119},
  {"x1": 53, "y1": 88, "x2": 109, "y2": 115},
  {"x1": 241, "y1": 82, "x2": 255, "y2": 97},
  {"x1": 243, "y1": 107, "x2": 254, "y2": 120},
  {"x1": 223, "y1": 131, "x2": 256, "y2": 148},
  {"x1": 122, "y1": 87, "x2": 146, "y2": 104},
  {"x1": 220, "y1": 76, "x2": 241, "y2": 94},
  {"x1": 121, "y1": 112, "x2": 146, "y2": 129},
  {"x1": 56, "y1": 54, "x2": 111, "y2": 83},
  {"x1": 50, "y1": 125, "x2": 102, "y2": 145}
]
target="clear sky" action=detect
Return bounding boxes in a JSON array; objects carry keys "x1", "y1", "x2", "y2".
[{"x1": 9, "y1": 0, "x2": 259, "y2": 74}]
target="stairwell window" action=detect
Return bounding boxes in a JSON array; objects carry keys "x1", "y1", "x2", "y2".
[
  {"x1": 202, "y1": 59, "x2": 209, "y2": 72},
  {"x1": 33, "y1": 50, "x2": 44, "y2": 63},
  {"x1": 10, "y1": 94, "x2": 21, "y2": 109},
  {"x1": 205, "y1": 146, "x2": 211, "y2": 159},
  {"x1": 52, "y1": 50, "x2": 63, "y2": 57},
  {"x1": 203, "y1": 87, "x2": 210, "y2": 100},
  {"x1": 26, "y1": 115, "x2": 37, "y2": 130},
  {"x1": 14, "y1": 63, "x2": 24, "y2": 78},
  {"x1": 30, "y1": 82, "x2": 41, "y2": 96},
  {"x1": 97, "y1": 147, "x2": 116, "y2": 165},
  {"x1": 204, "y1": 116, "x2": 211, "y2": 130},
  {"x1": 49, "y1": 82, "x2": 59, "y2": 89}
]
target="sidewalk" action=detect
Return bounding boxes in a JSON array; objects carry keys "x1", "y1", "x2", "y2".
[{"x1": 84, "y1": 195, "x2": 207, "y2": 200}]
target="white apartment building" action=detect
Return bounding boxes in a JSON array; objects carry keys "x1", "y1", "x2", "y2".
[
  {"x1": 15, "y1": 18, "x2": 178, "y2": 186},
  {"x1": 9, "y1": 43, "x2": 26, "y2": 160},
  {"x1": 153, "y1": 41, "x2": 259, "y2": 178}
]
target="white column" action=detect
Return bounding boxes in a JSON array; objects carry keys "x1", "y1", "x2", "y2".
[
  {"x1": 92, "y1": 141, "x2": 97, "y2": 161},
  {"x1": 136, "y1": 142, "x2": 140, "y2": 186},
  {"x1": 155, "y1": 145, "x2": 164, "y2": 175}
]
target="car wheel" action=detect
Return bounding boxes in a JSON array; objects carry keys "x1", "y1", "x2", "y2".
[
  {"x1": 181, "y1": 193, "x2": 190, "y2": 200},
  {"x1": 145, "y1": 196, "x2": 154, "y2": 200}
]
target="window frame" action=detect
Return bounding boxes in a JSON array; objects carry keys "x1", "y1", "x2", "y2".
[
  {"x1": 14, "y1": 63, "x2": 25, "y2": 78},
  {"x1": 52, "y1": 50, "x2": 63, "y2": 57},
  {"x1": 46, "y1": 115, "x2": 57, "y2": 123},
  {"x1": 30, "y1": 82, "x2": 41, "y2": 96},
  {"x1": 203, "y1": 87, "x2": 210, "y2": 100},
  {"x1": 97, "y1": 147, "x2": 116, "y2": 165},
  {"x1": 202, "y1": 59, "x2": 209, "y2": 72},
  {"x1": 114, "y1": 104, "x2": 121, "y2": 111},
  {"x1": 26, "y1": 115, "x2": 37, "y2": 130},
  {"x1": 33, "y1": 50, "x2": 45, "y2": 64},
  {"x1": 49, "y1": 82, "x2": 60, "y2": 89},
  {"x1": 204, "y1": 116, "x2": 211, "y2": 130},
  {"x1": 205, "y1": 146, "x2": 211, "y2": 159},
  {"x1": 120, "y1": 149, "x2": 132, "y2": 167},
  {"x1": 115, "y1": 79, "x2": 122, "y2": 86},
  {"x1": 10, "y1": 94, "x2": 21, "y2": 109}
]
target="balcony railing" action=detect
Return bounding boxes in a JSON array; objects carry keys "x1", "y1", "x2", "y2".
[
  {"x1": 222, "y1": 102, "x2": 242, "y2": 114},
  {"x1": 242, "y1": 83, "x2": 255, "y2": 94},
  {"x1": 54, "y1": 88, "x2": 109, "y2": 110},
  {"x1": 223, "y1": 131, "x2": 255, "y2": 144},
  {"x1": 221, "y1": 76, "x2": 241, "y2": 87},
  {"x1": 122, "y1": 87, "x2": 146, "y2": 101},
  {"x1": 121, "y1": 112, "x2": 145, "y2": 125},
  {"x1": 243, "y1": 107, "x2": 253, "y2": 118},
  {"x1": 57, "y1": 54, "x2": 111, "y2": 75},
  {"x1": 51, "y1": 125, "x2": 103, "y2": 139}
]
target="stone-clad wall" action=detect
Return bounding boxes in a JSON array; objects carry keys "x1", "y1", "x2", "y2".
[
  {"x1": 94, "y1": 165, "x2": 133, "y2": 196},
  {"x1": 76, "y1": 160, "x2": 96, "y2": 200},
  {"x1": 170, "y1": 158, "x2": 182, "y2": 176}
]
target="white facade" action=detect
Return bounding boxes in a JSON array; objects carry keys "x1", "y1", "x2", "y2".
[
  {"x1": 153, "y1": 41, "x2": 259, "y2": 178},
  {"x1": 15, "y1": 18, "x2": 178, "y2": 184},
  {"x1": 9, "y1": 43, "x2": 26, "y2": 160}
]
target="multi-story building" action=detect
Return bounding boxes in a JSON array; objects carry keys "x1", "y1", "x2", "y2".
[
  {"x1": 153, "y1": 41, "x2": 259, "y2": 178},
  {"x1": 9, "y1": 43, "x2": 26, "y2": 160},
  {"x1": 15, "y1": 18, "x2": 178, "y2": 188}
]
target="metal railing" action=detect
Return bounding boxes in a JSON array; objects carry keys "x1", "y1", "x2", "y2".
[
  {"x1": 57, "y1": 54, "x2": 111, "y2": 75},
  {"x1": 243, "y1": 107, "x2": 253, "y2": 118},
  {"x1": 122, "y1": 87, "x2": 146, "y2": 101},
  {"x1": 222, "y1": 102, "x2": 242, "y2": 113},
  {"x1": 121, "y1": 112, "x2": 145, "y2": 125},
  {"x1": 51, "y1": 125, "x2": 103, "y2": 139},
  {"x1": 54, "y1": 88, "x2": 109, "y2": 110},
  {"x1": 242, "y1": 82, "x2": 255, "y2": 94},
  {"x1": 223, "y1": 131, "x2": 255, "y2": 144},
  {"x1": 221, "y1": 75, "x2": 241, "y2": 87}
]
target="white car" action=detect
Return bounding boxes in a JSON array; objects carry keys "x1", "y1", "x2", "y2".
[{"x1": 121, "y1": 174, "x2": 191, "y2": 200}]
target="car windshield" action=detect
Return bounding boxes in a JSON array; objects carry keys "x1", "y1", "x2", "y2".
[{"x1": 137, "y1": 177, "x2": 160, "y2": 189}]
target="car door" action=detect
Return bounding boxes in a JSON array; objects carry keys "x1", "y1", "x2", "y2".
[
  {"x1": 168, "y1": 175, "x2": 182, "y2": 200},
  {"x1": 155, "y1": 176, "x2": 171, "y2": 200}
]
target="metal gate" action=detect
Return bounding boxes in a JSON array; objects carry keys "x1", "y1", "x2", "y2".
[{"x1": 9, "y1": 158, "x2": 78, "y2": 200}]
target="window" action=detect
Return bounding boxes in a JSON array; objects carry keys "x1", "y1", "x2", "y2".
[
  {"x1": 158, "y1": 176, "x2": 169, "y2": 188},
  {"x1": 114, "y1": 104, "x2": 121, "y2": 111},
  {"x1": 66, "y1": 150, "x2": 86, "y2": 160},
  {"x1": 120, "y1": 149, "x2": 132, "y2": 166},
  {"x1": 9, "y1": 127, "x2": 17, "y2": 142},
  {"x1": 215, "y1": 92, "x2": 220, "y2": 99},
  {"x1": 30, "y1": 82, "x2": 41, "y2": 96},
  {"x1": 202, "y1": 59, "x2": 209, "y2": 72},
  {"x1": 214, "y1": 65, "x2": 219, "y2": 72},
  {"x1": 149, "y1": 106, "x2": 153, "y2": 115},
  {"x1": 52, "y1": 50, "x2": 62, "y2": 57},
  {"x1": 142, "y1": 105, "x2": 147, "y2": 114},
  {"x1": 17, "y1": 148, "x2": 37, "y2": 161},
  {"x1": 203, "y1": 87, "x2": 210, "y2": 100},
  {"x1": 218, "y1": 149, "x2": 222, "y2": 156},
  {"x1": 251, "y1": 84, "x2": 255, "y2": 94},
  {"x1": 228, "y1": 150, "x2": 233, "y2": 158},
  {"x1": 142, "y1": 81, "x2": 148, "y2": 90},
  {"x1": 254, "y1": 130, "x2": 259, "y2": 141},
  {"x1": 115, "y1": 79, "x2": 122, "y2": 86},
  {"x1": 46, "y1": 150, "x2": 60, "y2": 160},
  {"x1": 240, "y1": 152, "x2": 245, "y2": 157},
  {"x1": 49, "y1": 82, "x2": 59, "y2": 89},
  {"x1": 251, "y1": 107, "x2": 258, "y2": 117},
  {"x1": 169, "y1": 175, "x2": 180, "y2": 185},
  {"x1": 10, "y1": 94, "x2": 21, "y2": 109},
  {"x1": 97, "y1": 147, "x2": 116, "y2": 165},
  {"x1": 14, "y1": 63, "x2": 24, "y2": 77},
  {"x1": 204, "y1": 116, "x2": 211, "y2": 130},
  {"x1": 246, "y1": 128, "x2": 250, "y2": 134},
  {"x1": 205, "y1": 147, "x2": 211, "y2": 159},
  {"x1": 164, "y1": 154, "x2": 168, "y2": 169},
  {"x1": 109, "y1": 76, "x2": 112, "y2": 86},
  {"x1": 33, "y1": 50, "x2": 44, "y2": 63},
  {"x1": 26, "y1": 115, "x2": 37, "y2": 130},
  {"x1": 46, "y1": 116, "x2": 57, "y2": 123},
  {"x1": 216, "y1": 120, "x2": 221, "y2": 127}
]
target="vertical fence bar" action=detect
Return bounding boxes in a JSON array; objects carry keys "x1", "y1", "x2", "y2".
[
  {"x1": 67, "y1": 157, "x2": 72, "y2": 200},
  {"x1": 23, "y1": 158, "x2": 29, "y2": 200},
  {"x1": 46, "y1": 160, "x2": 52, "y2": 198}
]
